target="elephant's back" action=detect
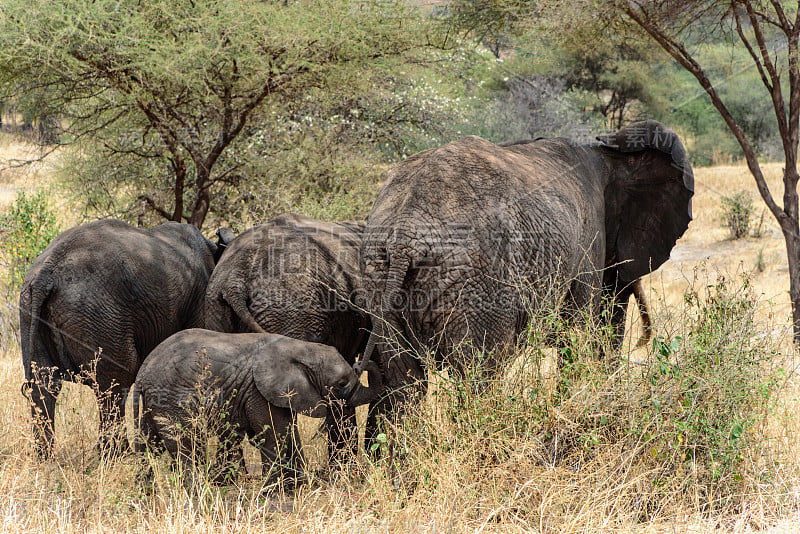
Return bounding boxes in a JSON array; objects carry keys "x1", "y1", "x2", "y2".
[
  {"x1": 205, "y1": 214, "x2": 365, "y2": 331},
  {"x1": 368, "y1": 135, "x2": 589, "y2": 271},
  {"x1": 262, "y1": 213, "x2": 362, "y2": 275},
  {"x1": 374, "y1": 136, "x2": 550, "y2": 217},
  {"x1": 138, "y1": 329, "x2": 268, "y2": 390},
  {"x1": 210, "y1": 214, "x2": 361, "y2": 278},
  {"x1": 36, "y1": 220, "x2": 211, "y2": 291},
  {"x1": 35, "y1": 220, "x2": 213, "y2": 360}
]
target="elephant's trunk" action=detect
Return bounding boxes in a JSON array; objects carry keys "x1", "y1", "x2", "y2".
[
  {"x1": 632, "y1": 279, "x2": 653, "y2": 349},
  {"x1": 361, "y1": 322, "x2": 380, "y2": 367},
  {"x1": 345, "y1": 360, "x2": 383, "y2": 406}
]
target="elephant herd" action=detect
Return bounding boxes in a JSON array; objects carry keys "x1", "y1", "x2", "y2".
[{"x1": 18, "y1": 120, "x2": 693, "y2": 487}]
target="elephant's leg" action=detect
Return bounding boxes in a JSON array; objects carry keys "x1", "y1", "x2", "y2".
[
  {"x1": 279, "y1": 417, "x2": 305, "y2": 490},
  {"x1": 29, "y1": 370, "x2": 62, "y2": 459},
  {"x1": 133, "y1": 408, "x2": 163, "y2": 491},
  {"x1": 163, "y1": 422, "x2": 208, "y2": 492},
  {"x1": 553, "y1": 267, "x2": 606, "y2": 363},
  {"x1": 364, "y1": 392, "x2": 390, "y2": 454},
  {"x1": 213, "y1": 432, "x2": 245, "y2": 484},
  {"x1": 175, "y1": 435, "x2": 202, "y2": 493},
  {"x1": 608, "y1": 291, "x2": 632, "y2": 350},
  {"x1": 364, "y1": 352, "x2": 426, "y2": 455},
  {"x1": 253, "y1": 408, "x2": 305, "y2": 490},
  {"x1": 96, "y1": 382, "x2": 130, "y2": 458},
  {"x1": 325, "y1": 401, "x2": 358, "y2": 466}
]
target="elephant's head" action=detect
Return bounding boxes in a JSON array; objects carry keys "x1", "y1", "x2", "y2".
[
  {"x1": 213, "y1": 227, "x2": 236, "y2": 263},
  {"x1": 596, "y1": 120, "x2": 694, "y2": 284},
  {"x1": 253, "y1": 343, "x2": 361, "y2": 419}
]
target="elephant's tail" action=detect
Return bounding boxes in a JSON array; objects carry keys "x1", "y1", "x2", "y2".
[
  {"x1": 132, "y1": 381, "x2": 158, "y2": 453},
  {"x1": 632, "y1": 279, "x2": 653, "y2": 349},
  {"x1": 19, "y1": 276, "x2": 54, "y2": 383},
  {"x1": 219, "y1": 286, "x2": 266, "y2": 334},
  {"x1": 132, "y1": 381, "x2": 142, "y2": 448},
  {"x1": 362, "y1": 254, "x2": 413, "y2": 364}
]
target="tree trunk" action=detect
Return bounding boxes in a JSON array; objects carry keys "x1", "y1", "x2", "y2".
[
  {"x1": 188, "y1": 176, "x2": 211, "y2": 229},
  {"x1": 171, "y1": 157, "x2": 186, "y2": 223},
  {"x1": 781, "y1": 220, "x2": 800, "y2": 344},
  {"x1": 785, "y1": 226, "x2": 800, "y2": 346},
  {"x1": 781, "y1": 166, "x2": 800, "y2": 345},
  {"x1": 37, "y1": 114, "x2": 59, "y2": 145}
]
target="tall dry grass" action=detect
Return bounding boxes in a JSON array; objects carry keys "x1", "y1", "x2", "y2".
[{"x1": 0, "y1": 136, "x2": 799, "y2": 532}]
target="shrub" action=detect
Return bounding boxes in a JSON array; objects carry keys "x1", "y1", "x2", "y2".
[
  {"x1": 639, "y1": 275, "x2": 782, "y2": 488},
  {"x1": 0, "y1": 189, "x2": 59, "y2": 349},
  {"x1": 0, "y1": 190, "x2": 60, "y2": 289},
  {"x1": 719, "y1": 190, "x2": 754, "y2": 239},
  {"x1": 369, "y1": 270, "x2": 789, "y2": 522}
]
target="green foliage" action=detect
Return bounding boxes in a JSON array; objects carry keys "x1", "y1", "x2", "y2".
[
  {"x1": 370, "y1": 433, "x2": 390, "y2": 455},
  {"x1": 0, "y1": 0, "x2": 438, "y2": 228},
  {"x1": 383, "y1": 272, "x2": 787, "y2": 513},
  {"x1": 658, "y1": 44, "x2": 782, "y2": 166},
  {"x1": 0, "y1": 190, "x2": 60, "y2": 289},
  {"x1": 224, "y1": 126, "x2": 384, "y2": 225},
  {"x1": 639, "y1": 275, "x2": 782, "y2": 486},
  {"x1": 445, "y1": 1, "x2": 784, "y2": 166},
  {"x1": 719, "y1": 190, "x2": 754, "y2": 239}
]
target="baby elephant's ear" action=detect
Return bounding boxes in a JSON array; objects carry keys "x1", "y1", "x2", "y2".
[{"x1": 253, "y1": 352, "x2": 326, "y2": 419}]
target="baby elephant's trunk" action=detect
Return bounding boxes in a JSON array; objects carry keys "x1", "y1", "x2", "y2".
[{"x1": 343, "y1": 360, "x2": 383, "y2": 407}]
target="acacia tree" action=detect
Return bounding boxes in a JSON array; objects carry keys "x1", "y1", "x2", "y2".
[
  {"x1": 556, "y1": 40, "x2": 659, "y2": 129},
  {"x1": 608, "y1": 1, "x2": 800, "y2": 344},
  {"x1": 0, "y1": 0, "x2": 420, "y2": 229}
]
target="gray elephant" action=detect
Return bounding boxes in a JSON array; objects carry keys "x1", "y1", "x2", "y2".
[
  {"x1": 19, "y1": 219, "x2": 234, "y2": 457},
  {"x1": 133, "y1": 329, "x2": 382, "y2": 487},
  {"x1": 360, "y1": 120, "x2": 692, "y2": 437},
  {"x1": 204, "y1": 212, "x2": 370, "y2": 461}
]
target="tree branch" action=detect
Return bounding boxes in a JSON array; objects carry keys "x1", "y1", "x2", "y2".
[
  {"x1": 767, "y1": 0, "x2": 791, "y2": 34},
  {"x1": 732, "y1": 3, "x2": 774, "y2": 94},
  {"x1": 137, "y1": 195, "x2": 173, "y2": 221},
  {"x1": 742, "y1": 1, "x2": 789, "y2": 144},
  {"x1": 625, "y1": 3, "x2": 786, "y2": 226}
]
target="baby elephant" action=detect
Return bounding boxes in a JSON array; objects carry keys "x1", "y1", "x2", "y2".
[{"x1": 133, "y1": 329, "x2": 381, "y2": 487}]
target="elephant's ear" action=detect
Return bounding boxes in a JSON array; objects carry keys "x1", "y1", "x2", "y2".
[
  {"x1": 252, "y1": 348, "x2": 327, "y2": 419},
  {"x1": 598, "y1": 120, "x2": 694, "y2": 281}
]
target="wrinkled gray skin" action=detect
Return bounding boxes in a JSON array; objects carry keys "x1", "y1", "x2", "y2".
[
  {"x1": 360, "y1": 120, "x2": 693, "y2": 442},
  {"x1": 204, "y1": 213, "x2": 370, "y2": 462},
  {"x1": 19, "y1": 219, "x2": 234, "y2": 458},
  {"x1": 133, "y1": 329, "x2": 382, "y2": 487}
]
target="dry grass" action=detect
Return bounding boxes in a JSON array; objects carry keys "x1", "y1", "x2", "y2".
[
  {"x1": 0, "y1": 135, "x2": 54, "y2": 207},
  {"x1": 1, "y1": 136, "x2": 799, "y2": 533},
  {"x1": 642, "y1": 163, "x2": 790, "y2": 325}
]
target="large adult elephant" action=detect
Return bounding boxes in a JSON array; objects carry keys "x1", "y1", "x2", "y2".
[
  {"x1": 204, "y1": 213, "x2": 370, "y2": 461},
  {"x1": 19, "y1": 219, "x2": 234, "y2": 458},
  {"x1": 360, "y1": 120, "x2": 693, "y2": 432}
]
